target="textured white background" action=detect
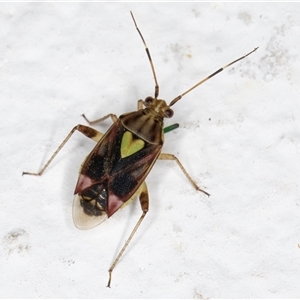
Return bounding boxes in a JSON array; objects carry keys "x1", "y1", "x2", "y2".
[{"x1": 1, "y1": 2, "x2": 300, "y2": 298}]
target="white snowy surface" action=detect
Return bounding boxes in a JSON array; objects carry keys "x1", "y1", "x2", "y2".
[{"x1": 1, "y1": 2, "x2": 300, "y2": 298}]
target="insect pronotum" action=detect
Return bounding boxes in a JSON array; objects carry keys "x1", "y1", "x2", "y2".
[{"x1": 23, "y1": 12, "x2": 258, "y2": 287}]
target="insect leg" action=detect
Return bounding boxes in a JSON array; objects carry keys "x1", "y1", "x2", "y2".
[
  {"x1": 81, "y1": 113, "x2": 118, "y2": 126},
  {"x1": 164, "y1": 123, "x2": 179, "y2": 134},
  {"x1": 137, "y1": 99, "x2": 144, "y2": 109},
  {"x1": 158, "y1": 153, "x2": 210, "y2": 196},
  {"x1": 107, "y1": 181, "x2": 149, "y2": 288},
  {"x1": 22, "y1": 124, "x2": 103, "y2": 176}
]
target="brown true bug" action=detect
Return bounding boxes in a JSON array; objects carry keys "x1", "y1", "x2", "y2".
[{"x1": 23, "y1": 11, "x2": 258, "y2": 287}]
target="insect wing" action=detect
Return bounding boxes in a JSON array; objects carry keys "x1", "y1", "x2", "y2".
[
  {"x1": 73, "y1": 118, "x2": 162, "y2": 229},
  {"x1": 73, "y1": 192, "x2": 108, "y2": 229}
]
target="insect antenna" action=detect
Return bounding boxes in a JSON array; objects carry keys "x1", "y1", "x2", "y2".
[
  {"x1": 169, "y1": 46, "x2": 259, "y2": 107},
  {"x1": 130, "y1": 11, "x2": 159, "y2": 99}
]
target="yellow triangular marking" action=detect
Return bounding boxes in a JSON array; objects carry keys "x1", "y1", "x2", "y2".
[{"x1": 121, "y1": 131, "x2": 145, "y2": 158}]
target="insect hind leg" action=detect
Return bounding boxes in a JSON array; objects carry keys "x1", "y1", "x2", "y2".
[
  {"x1": 22, "y1": 124, "x2": 103, "y2": 176},
  {"x1": 107, "y1": 181, "x2": 149, "y2": 288}
]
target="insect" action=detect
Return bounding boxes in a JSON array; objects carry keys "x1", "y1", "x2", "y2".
[{"x1": 23, "y1": 11, "x2": 258, "y2": 287}]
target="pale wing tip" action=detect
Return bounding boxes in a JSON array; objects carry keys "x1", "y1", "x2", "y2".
[{"x1": 72, "y1": 194, "x2": 108, "y2": 230}]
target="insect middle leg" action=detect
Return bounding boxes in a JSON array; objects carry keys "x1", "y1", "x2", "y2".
[
  {"x1": 107, "y1": 181, "x2": 149, "y2": 288},
  {"x1": 22, "y1": 124, "x2": 104, "y2": 176},
  {"x1": 159, "y1": 153, "x2": 210, "y2": 196}
]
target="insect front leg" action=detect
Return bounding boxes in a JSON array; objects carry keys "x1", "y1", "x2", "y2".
[
  {"x1": 22, "y1": 124, "x2": 103, "y2": 176},
  {"x1": 107, "y1": 181, "x2": 149, "y2": 288},
  {"x1": 137, "y1": 99, "x2": 144, "y2": 110},
  {"x1": 159, "y1": 153, "x2": 210, "y2": 196},
  {"x1": 81, "y1": 113, "x2": 118, "y2": 126}
]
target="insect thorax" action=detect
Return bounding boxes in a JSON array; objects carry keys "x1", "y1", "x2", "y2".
[{"x1": 120, "y1": 108, "x2": 164, "y2": 145}]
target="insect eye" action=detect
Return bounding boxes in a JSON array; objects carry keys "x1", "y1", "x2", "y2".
[
  {"x1": 164, "y1": 108, "x2": 174, "y2": 118},
  {"x1": 144, "y1": 96, "x2": 153, "y2": 105}
]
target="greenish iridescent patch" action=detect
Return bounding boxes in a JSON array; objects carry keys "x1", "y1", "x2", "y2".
[{"x1": 121, "y1": 131, "x2": 145, "y2": 158}]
